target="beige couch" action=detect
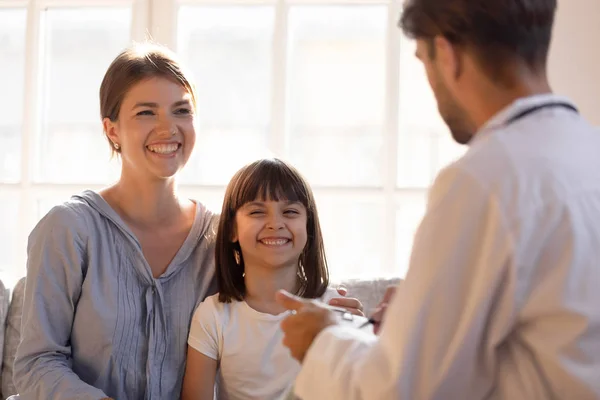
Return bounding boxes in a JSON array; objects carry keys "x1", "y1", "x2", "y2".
[{"x1": 0, "y1": 277, "x2": 400, "y2": 399}]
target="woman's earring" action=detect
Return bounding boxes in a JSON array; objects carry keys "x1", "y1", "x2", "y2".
[
  {"x1": 113, "y1": 142, "x2": 120, "y2": 150},
  {"x1": 234, "y1": 249, "x2": 241, "y2": 265}
]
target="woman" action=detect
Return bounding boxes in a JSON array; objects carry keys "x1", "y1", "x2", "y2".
[
  {"x1": 13, "y1": 43, "x2": 362, "y2": 400},
  {"x1": 14, "y1": 43, "x2": 217, "y2": 399}
]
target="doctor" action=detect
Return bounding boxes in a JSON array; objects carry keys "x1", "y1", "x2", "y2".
[{"x1": 276, "y1": 0, "x2": 600, "y2": 398}]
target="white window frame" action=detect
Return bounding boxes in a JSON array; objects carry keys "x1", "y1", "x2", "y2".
[{"x1": 1, "y1": 0, "x2": 435, "y2": 284}]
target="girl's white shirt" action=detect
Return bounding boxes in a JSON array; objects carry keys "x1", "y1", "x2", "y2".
[{"x1": 188, "y1": 287, "x2": 337, "y2": 400}]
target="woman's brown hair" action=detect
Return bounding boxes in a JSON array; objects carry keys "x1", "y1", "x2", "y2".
[
  {"x1": 216, "y1": 158, "x2": 329, "y2": 303},
  {"x1": 99, "y1": 42, "x2": 197, "y2": 155}
]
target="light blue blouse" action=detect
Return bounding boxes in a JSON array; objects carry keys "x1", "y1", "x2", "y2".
[{"x1": 14, "y1": 190, "x2": 218, "y2": 400}]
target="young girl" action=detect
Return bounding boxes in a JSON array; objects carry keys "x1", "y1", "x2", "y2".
[{"x1": 181, "y1": 158, "x2": 341, "y2": 400}]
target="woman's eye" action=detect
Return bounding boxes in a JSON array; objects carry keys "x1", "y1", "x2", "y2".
[
  {"x1": 136, "y1": 110, "x2": 154, "y2": 116},
  {"x1": 174, "y1": 108, "x2": 192, "y2": 115}
]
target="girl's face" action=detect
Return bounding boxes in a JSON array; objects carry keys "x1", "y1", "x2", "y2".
[
  {"x1": 103, "y1": 76, "x2": 196, "y2": 180},
  {"x1": 233, "y1": 199, "x2": 308, "y2": 270}
]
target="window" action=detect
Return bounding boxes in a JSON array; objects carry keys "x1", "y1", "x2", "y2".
[
  {"x1": 0, "y1": 0, "x2": 464, "y2": 286},
  {"x1": 0, "y1": 8, "x2": 26, "y2": 183},
  {"x1": 286, "y1": 5, "x2": 387, "y2": 187},
  {"x1": 37, "y1": 7, "x2": 130, "y2": 184},
  {"x1": 176, "y1": 5, "x2": 275, "y2": 185}
]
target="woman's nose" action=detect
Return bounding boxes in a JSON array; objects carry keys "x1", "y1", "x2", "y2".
[
  {"x1": 156, "y1": 114, "x2": 178, "y2": 137},
  {"x1": 155, "y1": 124, "x2": 177, "y2": 137}
]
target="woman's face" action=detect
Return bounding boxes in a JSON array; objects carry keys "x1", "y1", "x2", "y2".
[{"x1": 104, "y1": 76, "x2": 196, "y2": 180}]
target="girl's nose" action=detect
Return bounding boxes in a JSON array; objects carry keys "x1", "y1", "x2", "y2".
[{"x1": 266, "y1": 215, "x2": 285, "y2": 230}]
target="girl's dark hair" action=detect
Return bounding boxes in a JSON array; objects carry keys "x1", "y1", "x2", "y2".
[{"x1": 216, "y1": 158, "x2": 329, "y2": 303}]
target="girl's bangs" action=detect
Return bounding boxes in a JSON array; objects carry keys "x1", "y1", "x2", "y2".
[{"x1": 232, "y1": 160, "x2": 309, "y2": 210}]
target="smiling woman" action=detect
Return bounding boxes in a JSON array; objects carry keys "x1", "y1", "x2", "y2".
[
  {"x1": 12, "y1": 43, "x2": 219, "y2": 400},
  {"x1": 102, "y1": 76, "x2": 196, "y2": 182}
]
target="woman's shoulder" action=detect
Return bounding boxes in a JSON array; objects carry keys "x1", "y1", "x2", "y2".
[
  {"x1": 29, "y1": 192, "x2": 123, "y2": 247},
  {"x1": 190, "y1": 200, "x2": 219, "y2": 218},
  {"x1": 32, "y1": 197, "x2": 95, "y2": 237},
  {"x1": 190, "y1": 200, "x2": 221, "y2": 246}
]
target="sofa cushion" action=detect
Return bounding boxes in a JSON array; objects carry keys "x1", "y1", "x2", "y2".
[
  {"x1": 334, "y1": 278, "x2": 402, "y2": 316},
  {"x1": 0, "y1": 279, "x2": 9, "y2": 398},
  {"x1": 2, "y1": 277, "x2": 25, "y2": 399}
]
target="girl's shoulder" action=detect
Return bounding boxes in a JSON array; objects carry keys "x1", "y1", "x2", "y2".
[{"x1": 192, "y1": 293, "x2": 241, "y2": 324}]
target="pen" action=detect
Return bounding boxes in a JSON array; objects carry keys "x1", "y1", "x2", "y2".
[
  {"x1": 326, "y1": 304, "x2": 377, "y2": 329},
  {"x1": 359, "y1": 317, "x2": 377, "y2": 329}
]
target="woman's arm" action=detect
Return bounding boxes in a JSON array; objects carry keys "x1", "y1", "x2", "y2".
[
  {"x1": 181, "y1": 346, "x2": 218, "y2": 400},
  {"x1": 14, "y1": 205, "x2": 108, "y2": 399}
]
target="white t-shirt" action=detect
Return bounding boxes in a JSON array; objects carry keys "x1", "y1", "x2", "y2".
[{"x1": 188, "y1": 288, "x2": 337, "y2": 400}]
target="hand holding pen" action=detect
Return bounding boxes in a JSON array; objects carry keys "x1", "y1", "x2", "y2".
[
  {"x1": 362, "y1": 285, "x2": 398, "y2": 334},
  {"x1": 320, "y1": 284, "x2": 399, "y2": 333}
]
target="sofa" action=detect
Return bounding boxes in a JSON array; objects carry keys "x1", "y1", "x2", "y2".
[{"x1": 0, "y1": 276, "x2": 400, "y2": 399}]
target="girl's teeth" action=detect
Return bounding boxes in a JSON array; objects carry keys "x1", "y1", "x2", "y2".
[{"x1": 261, "y1": 239, "x2": 288, "y2": 245}]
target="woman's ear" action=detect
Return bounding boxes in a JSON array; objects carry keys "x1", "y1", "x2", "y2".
[{"x1": 103, "y1": 117, "x2": 120, "y2": 148}]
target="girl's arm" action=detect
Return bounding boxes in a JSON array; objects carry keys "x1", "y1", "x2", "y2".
[
  {"x1": 183, "y1": 295, "x2": 222, "y2": 400},
  {"x1": 181, "y1": 346, "x2": 218, "y2": 400}
]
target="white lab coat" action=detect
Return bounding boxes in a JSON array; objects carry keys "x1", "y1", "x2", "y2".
[{"x1": 294, "y1": 94, "x2": 600, "y2": 400}]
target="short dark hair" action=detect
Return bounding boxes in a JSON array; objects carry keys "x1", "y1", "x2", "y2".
[
  {"x1": 400, "y1": 0, "x2": 557, "y2": 77},
  {"x1": 216, "y1": 158, "x2": 329, "y2": 303}
]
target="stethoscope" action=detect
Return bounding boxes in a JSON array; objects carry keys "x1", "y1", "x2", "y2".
[{"x1": 505, "y1": 101, "x2": 578, "y2": 125}]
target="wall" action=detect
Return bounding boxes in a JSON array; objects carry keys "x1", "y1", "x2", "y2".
[{"x1": 548, "y1": 0, "x2": 600, "y2": 126}]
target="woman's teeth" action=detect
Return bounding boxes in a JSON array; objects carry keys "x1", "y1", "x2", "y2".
[{"x1": 147, "y1": 143, "x2": 179, "y2": 154}]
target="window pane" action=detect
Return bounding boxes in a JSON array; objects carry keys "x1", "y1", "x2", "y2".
[
  {"x1": 0, "y1": 9, "x2": 26, "y2": 183},
  {"x1": 179, "y1": 189, "x2": 225, "y2": 215},
  {"x1": 287, "y1": 6, "x2": 387, "y2": 187},
  {"x1": 395, "y1": 193, "x2": 426, "y2": 279},
  {"x1": 397, "y1": 37, "x2": 466, "y2": 188},
  {"x1": 177, "y1": 6, "x2": 274, "y2": 185},
  {"x1": 314, "y1": 194, "x2": 386, "y2": 280},
  {"x1": 0, "y1": 194, "x2": 21, "y2": 287},
  {"x1": 37, "y1": 8, "x2": 131, "y2": 183}
]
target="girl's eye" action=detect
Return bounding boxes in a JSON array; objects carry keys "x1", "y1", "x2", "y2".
[
  {"x1": 284, "y1": 209, "x2": 300, "y2": 215},
  {"x1": 136, "y1": 110, "x2": 154, "y2": 116},
  {"x1": 249, "y1": 210, "x2": 264, "y2": 216}
]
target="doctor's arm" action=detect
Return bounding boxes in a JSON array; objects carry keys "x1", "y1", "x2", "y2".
[{"x1": 292, "y1": 167, "x2": 517, "y2": 400}]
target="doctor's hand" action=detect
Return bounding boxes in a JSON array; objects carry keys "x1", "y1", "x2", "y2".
[
  {"x1": 370, "y1": 284, "x2": 398, "y2": 335},
  {"x1": 276, "y1": 290, "x2": 338, "y2": 362}
]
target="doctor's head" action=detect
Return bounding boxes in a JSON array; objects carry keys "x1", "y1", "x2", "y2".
[{"x1": 399, "y1": 0, "x2": 557, "y2": 144}]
